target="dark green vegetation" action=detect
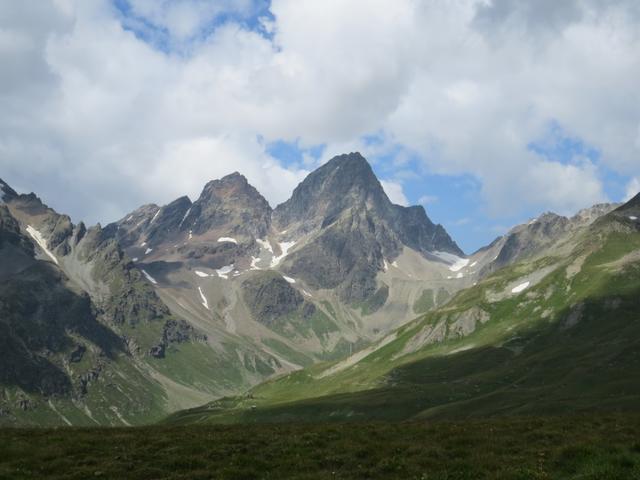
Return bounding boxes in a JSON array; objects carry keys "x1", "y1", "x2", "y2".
[{"x1": 1, "y1": 415, "x2": 639, "y2": 479}]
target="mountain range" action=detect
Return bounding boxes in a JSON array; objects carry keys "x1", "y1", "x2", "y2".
[{"x1": 0, "y1": 153, "x2": 638, "y2": 426}]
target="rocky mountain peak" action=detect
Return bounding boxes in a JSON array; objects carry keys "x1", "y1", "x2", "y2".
[
  {"x1": 571, "y1": 203, "x2": 620, "y2": 226},
  {"x1": 273, "y1": 152, "x2": 390, "y2": 232},
  {"x1": 187, "y1": 172, "x2": 272, "y2": 238},
  {"x1": 197, "y1": 172, "x2": 268, "y2": 209}
]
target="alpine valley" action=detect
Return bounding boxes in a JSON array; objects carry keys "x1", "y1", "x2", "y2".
[{"x1": 1, "y1": 152, "x2": 639, "y2": 427}]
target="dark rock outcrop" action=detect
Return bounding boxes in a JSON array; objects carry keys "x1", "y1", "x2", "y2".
[{"x1": 274, "y1": 153, "x2": 462, "y2": 303}]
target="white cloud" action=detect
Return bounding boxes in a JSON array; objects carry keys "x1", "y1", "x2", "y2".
[
  {"x1": 380, "y1": 180, "x2": 408, "y2": 206},
  {"x1": 0, "y1": 0, "x2": 639, "y2": 228},
  {"x1": 148, "y1": 136, "x2": 308, "y2": 207}
]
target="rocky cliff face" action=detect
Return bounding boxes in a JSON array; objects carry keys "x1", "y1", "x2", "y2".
[
  {"x1": 478, "y1": 203, "x2": 621, "y2": 275},
  {"x1": 186, "y1": 172, "x2": 272, "y2": 239},
  {"x1": 0, "y1": 180, "x2": 213, "y2": 426},
  {"x1": 274, "y1": 153, "x2": 461, "y2": 256},
  {"x1": 0, "y1": 162, "x2": 627, "y2": 427},
  {"x1": 273, "y1": 153, "x2": 463, "y2": 303}
]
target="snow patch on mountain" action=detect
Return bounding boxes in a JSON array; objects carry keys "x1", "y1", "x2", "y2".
[
  {"x1": 149, "y1": 208, "x2": 161, "y2": 225},
  {"x1": 141, "y1": 269, "x2": 157, "y2": 284},
  {"x1": 218, "y1": 237, "x2": 238, "y2": 244},
  {"x1": 178, "y1": 207, "x2": 191, "y2": 228},
  {"x1": 433, "y1": 251, "x2": 470, "y2": 271},
  {"x1": 198, "y1": 287, "x2": 209, "y2": 309},
  {"x1": 282, "y1": 275, "x2": 296, "y2": 284},
  {"x1": 26, "y1": 226, "x2": 59, "y2": 265},
  {"x1": 195, "y1": 270, "x2": 210, "y2": 278},
  {"x1": 511, "y1": 281, "x2": 530, "y2": 293},
  {"x1": 216, "y1": 264, "x2": 234, "y2": 279},
  {"x1": 256, "y1": 238, "x2": 273, "y2": 253},
  {"x1": 271, "y1": 241, "x2": 296, "y2": 267}
]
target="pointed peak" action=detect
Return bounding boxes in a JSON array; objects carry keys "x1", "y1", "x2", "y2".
[
  {"x1": 325, "y1": 152, "x2": 374, "y2": 175},
  {"x1": 308, "y1": 152, "x2": 380, "y2": 192},
  {"x1": 199, "y1": 172, "x2": 255, "y2": 201},
  {"x1": 203, "y1": 171, "x2": 249, "y2": 190},
  {"x1": 222, "y1": 171, "x2": 247, "y2": 182}
]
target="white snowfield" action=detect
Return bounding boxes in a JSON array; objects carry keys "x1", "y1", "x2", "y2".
[
  {"x1": 250, "y1": 256, "x2": 261, "y2": 270},
  {"x1": 511, "y1": 281, "x2": 530, "y2": 293},
  {"x1": 630, "y1": 216, "x2": 638, "y2": 221},
  {"x1": 144, "y1": 248, "x2": 153, "y2": 255},
  {"x1": 256, "y1": 238, "x2": 273, "y2": 253},
  {"x1": 271, "y1": 241, "x2": 296, "y2": 267},
  {"x1": 141, "y1": 269, "x2": 157, "y2": 284},
  {"x1": 282, "y1": 275, "x2": 296, "y2": 284},
  {"x1": 216, "y1": 264, "x2": 234, "y2": 279},
  {"x1": 26, "y1": 226, "x2": 59, "y2": 265},
  {"x1": 217, "y1": 237, "x2": 238, "y2": 244},
  {"x1": 302, "y1": 289, "x2": 313, "y2": 297},
  {"x1": 194, "y1": 270, "x2": 210, "y2": 278},
  {"x1": 132, "y1": 257, "x2": 139, "y2": 262},
  {"x1": 383, "y1": 259, "x2": 389, "y2": 271},
  {"x1": 198, "y1": 286, "x2": 209, "y2": 309},
  {"x1": 433, "y1": 251, "x2": 470, "y2": 272}
]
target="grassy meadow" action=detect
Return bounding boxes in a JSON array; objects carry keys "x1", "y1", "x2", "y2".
[{"x1": 1, "y1": 415, "x2": 640, "y2": 479}]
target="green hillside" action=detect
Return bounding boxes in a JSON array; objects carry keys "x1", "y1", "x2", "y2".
[{"x1": 166, "y1": 210, "x2": 640, "y2": 425}]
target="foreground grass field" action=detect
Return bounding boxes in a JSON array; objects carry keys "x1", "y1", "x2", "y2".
[{"x1": 1, "y1": 415, "x2": 639, "y2": 479}]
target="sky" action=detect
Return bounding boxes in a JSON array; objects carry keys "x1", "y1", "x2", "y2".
[{"x1": 0, "y1": 0, "x2": 639, "y2": 253}]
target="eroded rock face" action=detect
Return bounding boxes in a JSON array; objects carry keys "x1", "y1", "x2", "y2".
[
  {"x1": 242, "y1": 271, "x2": 310, "y2": 327},
  {"x1": 274, "y1": 153, "x2": 462, "y2": 303},
  {"x1": 148, "y1": 319, "x2": 208, "y2": 359},
  {"x1": 447, "y1": 307, "x2": 490, "y2": 339},
  {"x1": 482, "y1": 203, "x2": 620, "y2": 276},
  {"x1": 188, "y1": 173, "x2": 272, "y2": 239},
  {"x1": 399, "y1": 307, "x2": 491, "y2": 356}
]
